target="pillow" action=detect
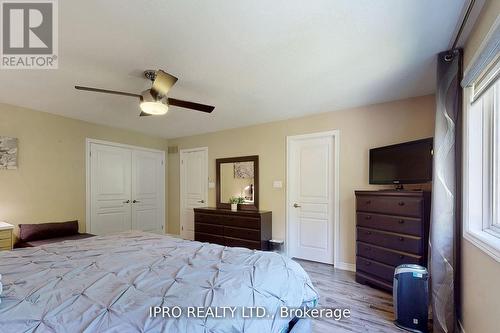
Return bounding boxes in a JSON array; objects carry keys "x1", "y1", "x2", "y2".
[{"x1": 18, "y1": 220, "x2": 79, "y2": 242}]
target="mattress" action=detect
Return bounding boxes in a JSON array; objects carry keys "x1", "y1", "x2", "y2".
[{"x1": 0, "y1": 231, "x2": 318, "y2": 333}]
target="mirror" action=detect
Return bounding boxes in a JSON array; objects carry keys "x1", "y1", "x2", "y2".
[{"x1": 216, "y1": 156, "x2": 259, "y2": 210}]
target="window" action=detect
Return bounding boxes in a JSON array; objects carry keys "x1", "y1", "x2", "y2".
[{"x1": 464, "y1": 61, "x2": 500, "y2": 262}]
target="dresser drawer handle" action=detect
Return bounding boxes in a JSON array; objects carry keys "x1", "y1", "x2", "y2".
[
  {"x1": 398, "y1": 201, "x2": 405, "y2": 206},
  {"x1": 399, "y1": 237, "x2": 404, "y2": 241},
  {"x1": 399, "y1": 255, "x2": 405, "y2": 259},
  {"x1": 365, "y1": 215, "x2": 372, "y2": 220},
  {"x1": 366, "y1": 200, "x2": 371, "y2": 204},
  {"x1": 365, "y1": 261, "x2": 371, "y2": 266},
  {"x1": 366, "y1": 231, "x2": 372, "y2": 235},
  {"x1": 398, "y1": 219, "x2": 405, "y2": 224},
  {"x1": 365, "y1": 247, "x2": 371, "y2": 251}
]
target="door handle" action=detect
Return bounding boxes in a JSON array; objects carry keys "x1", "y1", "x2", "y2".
[
  {"x1": 197, "y1": 200, "x2": 205, "y2": 203},
  {"x1": 132, "y1": 200, "x2": 141, "y2": 203},
  {"x1": 123, "y1": 200, "x2": 130, "y2": 204},
  {"x1": 293, "y1": 203, "x2": 301, "y2": 208}
]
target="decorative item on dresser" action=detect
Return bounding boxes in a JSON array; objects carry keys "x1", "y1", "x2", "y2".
[
  {"x1": 0, "y1": 222, "x2": 14, "y2": 251},
  {"x1": 194, "y1": 207, "x2": 272, "y2": 250},
  {"x1": 355, "y1": 190, "x2": 431, "y2": 292}
]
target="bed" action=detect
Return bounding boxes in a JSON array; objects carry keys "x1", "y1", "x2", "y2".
[{"x1": 0, "y1": 231, "x2": 318, "y2": 332}]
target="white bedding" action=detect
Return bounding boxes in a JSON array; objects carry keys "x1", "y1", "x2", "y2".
[{"x1": 0, "y1": 231, "x2": 318, "y2": 333}]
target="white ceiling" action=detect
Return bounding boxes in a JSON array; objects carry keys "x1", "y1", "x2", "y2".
[{"x1": 0, "y1": 0, "x2": 467, "y2": 139}]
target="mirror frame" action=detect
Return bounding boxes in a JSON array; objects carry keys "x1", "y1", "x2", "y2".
[{"x1": 216, "y1": 155, "x2": 259, "y2": 211}]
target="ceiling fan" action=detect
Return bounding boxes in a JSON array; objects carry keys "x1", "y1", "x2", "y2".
[{"x1": 75, "y1": 70, "x2": 214, "y2": 116}]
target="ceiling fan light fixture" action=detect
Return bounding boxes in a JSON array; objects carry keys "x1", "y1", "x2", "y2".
[{"x1": 140, "y1": 101, "x2": 169, "y2": 115}]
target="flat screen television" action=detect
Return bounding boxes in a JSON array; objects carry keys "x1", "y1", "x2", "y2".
[{"x1": 369, "y1": 138, "x2": 433, "y2": 185}]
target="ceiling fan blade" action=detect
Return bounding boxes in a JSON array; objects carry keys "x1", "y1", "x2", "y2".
[
  {"x1": 75, "y1": 86, "x2": 141, "y2": 98},
  {"x1": 167, "y1": 98, "x2": 215, "y2": 113},
  {"x1": 139, "y1": 111, "x2": 152, "y2": 117},
  {"x1": 152, "y1": 70, "x2": 178, "y2": 97}
]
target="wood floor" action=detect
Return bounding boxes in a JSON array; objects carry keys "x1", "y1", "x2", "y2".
[{"x1": 296, "y1": 259, "x2": 406, "y2": 333}]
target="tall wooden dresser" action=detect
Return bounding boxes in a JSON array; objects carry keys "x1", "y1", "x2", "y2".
[
  {"x1": 194, "y1": 208, "x2": 272, "y2": 250},
  {"x1": 355, "y1": 190, "x2": 431, "y2": 292}
]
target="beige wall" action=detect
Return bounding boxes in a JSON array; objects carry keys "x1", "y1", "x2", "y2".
[
  {"x1": 0, "y1": 103, "x2": 168, "y2": 236},
  {"x1": 461, "y1": 1, "x2": 500, "y2": 332},
  {"x1": 168, "y1": 95, "x2": 435, "y2": 264}
]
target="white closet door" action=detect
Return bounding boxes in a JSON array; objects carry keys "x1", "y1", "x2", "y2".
[
  {"x1": 180, "y1": 148, "x2": 208, "y2": 240},
  {"x1": 90, "y1": 143, "x2": 132, "y2": 235},
  {"x1": 287, "y1": 134, "x2": 336, "y2": 264},
  {"x1": 131, "y1": 150, "x2": 164, "y2": 234}
]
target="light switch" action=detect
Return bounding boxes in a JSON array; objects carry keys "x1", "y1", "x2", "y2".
[
  {"x1": 273, "y1": 181, "x2": 283, "y2": 188},
  {"x1": 208, "y1": 182, "x2": 215, "y2": 189}
]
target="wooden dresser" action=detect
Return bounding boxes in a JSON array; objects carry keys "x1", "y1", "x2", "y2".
[
  {"x1": 0, "y1": 222, "x2": 14, "y2": 251},
  {"x1": 355, "y1": 190, "x2": 431, "y2": 292},
  {"x1": 194, "y1": 208, "x2": 272, "y2": 250}
]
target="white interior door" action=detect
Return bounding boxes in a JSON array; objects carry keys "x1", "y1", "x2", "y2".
[
  {"x1": 287, "y1": 132, "x2": 338, "y2": 264},
  {"x1": 180, "y1": 148, "x2": 208, "y2": 240},
  {"x1": 90, "y1": 143, "x2": 132, "y2": 235},
  {"x1": 132, "y1": 150, "x2": 165, "y2": 234}
]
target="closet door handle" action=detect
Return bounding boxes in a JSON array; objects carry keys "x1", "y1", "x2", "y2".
[
  {"x1": 123, "y1": 200, "x2": 130, "y2": 204},
  {"x1": 132, "y1": 200, "x2": 141, "y2": 203},
  {"x1": 197, "y1": 200, "x2": 205, "y2": 203}
]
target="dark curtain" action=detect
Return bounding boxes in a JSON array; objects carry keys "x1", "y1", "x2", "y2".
[{"x1": 429, "y1": 48, "x2": 462, "y2": 333}]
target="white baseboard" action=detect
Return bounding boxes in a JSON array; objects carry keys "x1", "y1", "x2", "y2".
[{"x1": 335, "y1": 261, "x2": 356, "y2": 272}]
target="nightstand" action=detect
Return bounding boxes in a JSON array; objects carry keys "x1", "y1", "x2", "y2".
[{"x1": 0, "y1": 222, "x2": 14, "y2": 251}]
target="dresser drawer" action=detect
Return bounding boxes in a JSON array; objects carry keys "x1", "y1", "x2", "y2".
[
  {"x1": 357, "y1": 241, "x2": 421, "y2": 267},
  {"x1": 357, "y1": 213, "x2": 423, "y2": 236},
  {"x1": 357, "y1": 227, "x2": 422, "y2": 254},
  {"x1": 195, "y1": 214, "x2": 261, "y2": 229},
  {"x1": 0, "y1": 238, "x2": 12, "y2": 249},
  {"x1": 195, "y1": 222, "x2": 224, "y2": 236},
  {"x1": 195, "y1": 214, "x2": 224, "y2": 225},
  {"x1": 195, "y1": 232, "x2": 224, "y2": 246},
  {"x1": 224, "y1": 226, "x2": 260, "y2": 241},
  {"x1": 356, "y1": 257, "x2": 395, "y2": 282},
  {"x1": 225, "y1": 237, "x2": 261, "y2": 250},
  {"x1": 0, "y1": 229, "x2": 11, "y2": 240},
  {"x1": 223, "y1": 216, "x2": 261, "y2": 229},
  {"x1": 355, "y1": 271, "x2": 393, "y2": 292},
  {"x1": 356, "y1": 196, "x2": 423, "y2": 217}
]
